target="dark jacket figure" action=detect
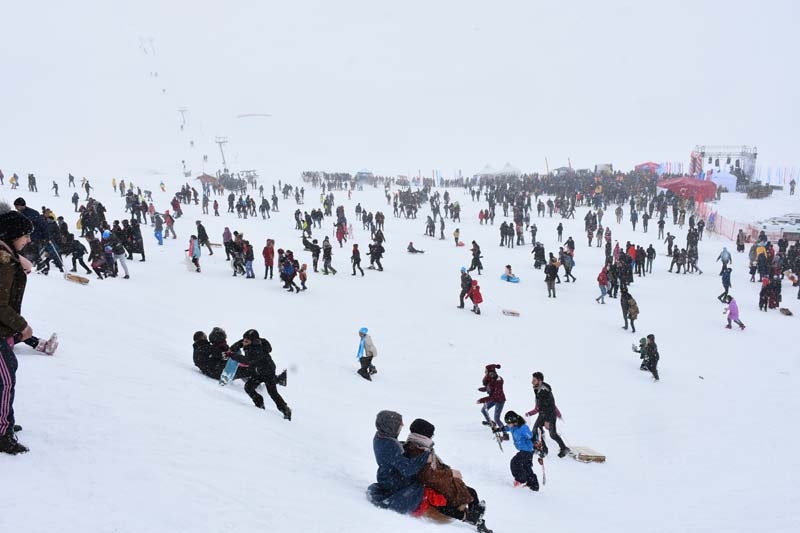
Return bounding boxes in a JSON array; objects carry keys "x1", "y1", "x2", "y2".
[
  {"x1": 544, "y1": 262, "x2": 558, "y2": 298},
  {"x1": 0, "y1": 207, "x2": 35, "y2": 455},
  {"x1": 468, "y1": 242, "x2": 483, "y2": 274},
  {"x1": 620, "y1": 288, "x2": 638, "y2": 333},
  {"x1": 634, "y1": 334, "x2": 660, "y2": 381},
  {"x1": 228, "y1": 330, "x2": 291, "y2": 420},
  {"x1": 527, "y1": 372, "x2": 569, "y2": 456},
  {"x1": 192, "y1": 331, "x2": 230, "y2": 380},
  {"x1": 195, "y1": 221, "x2": 214, "y2": 255},
  {"x1": 458, "y1": 268, "x2": 472, "y2": 308},
  {"x1": 351, "y1": 244, "x2": 365, "y2": 276},
  {"x1": 367, "y1": 411, "x2": 429, "y2": 514}
]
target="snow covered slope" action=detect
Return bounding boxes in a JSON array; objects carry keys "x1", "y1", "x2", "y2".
[{"x1": 2, "y1": 183, "x2": 799, "y2": 533}]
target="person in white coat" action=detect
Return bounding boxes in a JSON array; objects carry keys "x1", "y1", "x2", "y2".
[{"x1": 357, "y1": 327, "x2": 378, "y2": 381}]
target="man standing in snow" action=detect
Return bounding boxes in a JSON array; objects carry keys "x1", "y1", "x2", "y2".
[
  {"x1": 195, "y1": 220, "x2": 214, "y2": 255},
  {"x1": 458, "y1": 267, "x2": 472, "y2": 309},
  {"x1": 526, "y1": 372, "x2": 569, "y2": 458},
  {"x1": 357, "y1": 327, "x2": 377, "y2": 380}
]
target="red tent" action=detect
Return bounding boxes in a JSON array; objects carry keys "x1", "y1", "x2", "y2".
[
  {"x1": 635, "y1": 162, "x2": 660, "y2": 173},
  {"x1": 657, "y1": 177, "x2": 717, "y2": 202}
]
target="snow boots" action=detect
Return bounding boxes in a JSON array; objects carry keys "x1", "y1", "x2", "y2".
[
  {"x1": 0, "y1": 432, "x2": 29, "y2": 455},
  {"x1": 281, "y1": 406, "x2": 292, "y2": 421},
  {"x1": 276, "y1": 370, "x2": 287, "y2": 387},
  {"x1": 357, "y1": 368, "x2": 372, "y2": 381},
  {"x1": 35, "y1": 333, "x2": 58, "y2": 356}
]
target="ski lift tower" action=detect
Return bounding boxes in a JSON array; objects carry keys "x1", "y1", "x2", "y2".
[{"x1": 215, "y1": 137, "x2": 229, "y2": 167}]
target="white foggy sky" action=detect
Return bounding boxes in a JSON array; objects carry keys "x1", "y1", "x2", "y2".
[{"x1": 1, "y1": 0, "x2": 797, "y2": 180}]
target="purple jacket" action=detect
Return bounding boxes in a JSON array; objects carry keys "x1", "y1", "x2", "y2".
[{"x1": 728, "y1": 298, "x2": 739, "y2": 321}]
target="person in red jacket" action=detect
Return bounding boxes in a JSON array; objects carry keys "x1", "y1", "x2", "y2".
[
  {"x1": 596, "y1": 265, "x2": 609, "y2": 304},
  {"x1": 477, "y1": 364, "x2": 507, "y2": 434},
  {"x1": 466, "y1": 279, "x2": 483, "y2": 315},
  {"x1": 262, "y1": 238, "x2": 275, "y2": 279}
]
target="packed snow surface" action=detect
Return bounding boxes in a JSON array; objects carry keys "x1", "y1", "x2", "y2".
[{"x1": 2, "y1": 182, "x2": 798, "y2": 533}]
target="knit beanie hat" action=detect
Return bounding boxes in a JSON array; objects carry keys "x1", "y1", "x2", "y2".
[
  {"x1": 0, "y1": 203, "x2": 34, "y2": 243},
  {"x1": 409, "y1": 418, "x2": 435, "y2": 438}
]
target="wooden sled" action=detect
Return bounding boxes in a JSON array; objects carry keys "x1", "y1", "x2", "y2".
[
  {"x1": 780, "y1": 308, "x2": 793, "y2": 316},
  {"x1": 64, "y1": 273, "x2": 90, "y2": 285},
  {"x1": 502, "y1": 309, "x2": 520, "y2": 317},
  {"x1": 569, "y1": 446, "x2": 606, "y2": 463},
  {"x1": 209, "y1": 242, "x2": 223, "y2": 248}
]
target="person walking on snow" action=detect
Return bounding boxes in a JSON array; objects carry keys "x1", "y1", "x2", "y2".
[
  {"x1": 718, "y1": 267, "x2": 732, "y2": 302},
  {"x1": 478, "y1": 364, "x2": 507, "y2": 435},
  {"x1": 357, "y1": 327, "x2": 378, "y2": 380},
  {"x1": 724, "y1": 295, "x2": 746, "y2": 330},
  {"x1": 526, "y1": 372, "x2": 569, "y2": 458},
  {"x1": 717, "y1": 247, "x2": 732, "y2": 274},
  {"x1": 466, "y1": 279, "x2": 483, "y2": 315},
  {"x1": 596, "y1": 265, "x2": 609, "y2": 303},
  {"x1": 492, "y1": 411, "x2": 541, "y2": 491},
  {"x1": 620, "y1": 287, "x2": 639, "y2": 333},
  {"x1": 187, "y1": 235, "x2": 201, "y2": 272},
  {"x1": 458, "y1": 267, "x2": 472, "y2": 309}
]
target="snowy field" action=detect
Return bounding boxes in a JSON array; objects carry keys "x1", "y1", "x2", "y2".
[{"x1": 1, "y1": 181, "x2": 799, "y2": 533}]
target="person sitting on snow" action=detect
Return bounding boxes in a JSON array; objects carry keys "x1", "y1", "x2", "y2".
[
  {"x1": 407, "y1": 242, "x2": 425, "y2": 254},
  {"x1": 403, "y1": 419, "x2": 491, "y2": 532}
]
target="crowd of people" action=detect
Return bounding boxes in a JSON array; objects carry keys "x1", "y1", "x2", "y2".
[{"x1": 1, "y1": 165, "x2": 798, "y2": 533}]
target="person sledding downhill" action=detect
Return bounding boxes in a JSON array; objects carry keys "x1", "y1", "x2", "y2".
[
  {"x1": 477, "y1": 364, "x2": 507, "y2": 440},
  {"x1": 367, "y1": 411, "x2": 492, "y2": 533},
  {"x1": 493, "y1": 411, "x2": 541, "y2": 491},
  {"x1": 403, "y1": 419, "x2": 492, "y2": 533}
]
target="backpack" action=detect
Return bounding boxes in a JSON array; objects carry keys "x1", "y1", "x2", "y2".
[{"x1": 628, "y1": 298, "x2": 640, "y2": 319}]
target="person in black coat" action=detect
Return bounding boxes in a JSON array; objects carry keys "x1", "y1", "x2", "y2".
[
  {"x1": 192, "y1": 331, "x2": 228, "y2": 379},
  {"x1": 69, "y1": 234, "x2": 92, "y2": 275},
  {"x1": 526, "y1": 372, "x2": 569, "y2": 457},
  {"x1": 228, "y1": 329, "x2": 291, "y2": 420},
  {"x1": 195, "y1": 221, "x2": 214, "y2": 255},
  {"x1": 458, "y1": 267, "x2": 472, "y2": 308}
]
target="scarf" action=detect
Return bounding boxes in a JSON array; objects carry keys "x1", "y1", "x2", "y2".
[
  {"x1": 406, "y1": 433, "x2": 439, "y2": 469},
  {"x1": 357, "y1": 335, "x2": 365, "y2": 360}
]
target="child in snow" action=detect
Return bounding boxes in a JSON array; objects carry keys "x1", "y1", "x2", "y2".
[
  {"x1": 299, "y1": 263, "x2": 308, "y2": 290},
  {"x1": 640, "y1": 334, "x2": 659, "y2": 381},
  {"x1": 493, "y1": 411, "x2": 540, "y2": 491},
  {"x1": 631, "y1": 337, "x2": 649, "y2": 371},
  {"x1": 477, "y1": 364, "x2": 507, "y2": 434},
  {"x1": 357, "y1": 327, "x2": 378, "y2": 380},
  {"x1": 759, "y1": 279, "x2": 769, "y2": 311},
  {"x1": 724, "y1": 295, "x2": 746, "y2": 330},
  {"x1": 466, "y1": 279, "x2": 483, "y2": 315},
  {"x1": 188, "y1": 235, "x2": 201, "y2": 272},
  {"x1": 502, "y1": 265, "x2": 515, "y2": 281}
]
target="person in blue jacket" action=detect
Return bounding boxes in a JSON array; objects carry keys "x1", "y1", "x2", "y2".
[
  {"x1": 494, "y1": 410, "x2": 540, "y2": 491},
  {"x1": 368, "y1": 410, "x2": 430, "y2": 514}
]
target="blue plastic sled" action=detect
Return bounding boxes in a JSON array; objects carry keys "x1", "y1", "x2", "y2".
[
  {"x1": 500, "y1": 274, "x2": 520, "y2": 283},
  {"x1": 219, "y1": 358, "x2": 239, "y2": 386}
]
